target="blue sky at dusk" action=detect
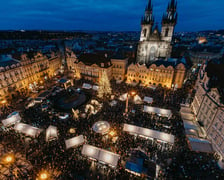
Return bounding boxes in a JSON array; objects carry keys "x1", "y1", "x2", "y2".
[{"x1": 0, "y1": 0, "x2": 223, "y2": 32}]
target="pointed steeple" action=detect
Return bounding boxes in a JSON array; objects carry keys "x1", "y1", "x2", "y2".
[
  {"x1": 141, "y1": 0, "x2": 154, "y2": 25},
  {"x1": 162, "y1": 0, "x2": 178, "y2": 25}
]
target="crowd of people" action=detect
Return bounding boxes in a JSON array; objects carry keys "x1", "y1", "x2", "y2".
[{"x1": 0, "y1": 78, "x2": 224, "y2": 179}]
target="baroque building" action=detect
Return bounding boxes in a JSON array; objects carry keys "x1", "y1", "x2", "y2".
[
  {"x1": 137, "y1": 0, "x2": 177, "y2": 64},
  {"x1": 0, "y1": 52, "x2": 62, "y2": 100},
  {"x1": 191, "y1": 60, "x2": 224, "y2": 159},
  {"x1": 127, "y1": 59, "x2": 185, "y2": 88},
  {"x1": 67, "y1": 52, "x2": 113, "y2": 83}
]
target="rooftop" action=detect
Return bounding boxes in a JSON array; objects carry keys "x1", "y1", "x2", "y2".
[
  {"x1": 0, "y1": 55, "x2": 20, "y2": 67},
  {"x1": 78, "y1": 53, "x2": 112, "y2": 68}
]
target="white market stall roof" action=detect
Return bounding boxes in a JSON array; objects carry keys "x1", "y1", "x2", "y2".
[
  {"x1": 82, "y1": 83, "x2": 92, "y2": 89},
  {"x1": 143, "y1": 106, "x2": 172, "y2": 118},
  {"x1": 46, "y1": 125, "x2": 58, "y2": 142},
  {"x1": 143, "y1": 96, "x2": 153, "y2": 104},
  {"x1": 133, "y1": 95, "x2": 142, "y2": 104},
  {"x1": 119, "y1": 93, "x2": 128, "y2": 101},
  {"x1": 82, "y1": 144, "x2": 120, "y2": 167},
  {"x1": 14, "y1": 123, "x2": 41, "y2": 137},
  {"x1": 65, "y1": 135, "x2": 85, "y2": 149},
  {"x1": 110, "y1": 100, "x2": 117, "y2": 107},
  {"x1": 92, "y1": 85, "x2": 99, "y2": 91},
  {"x1": 2, "y1": 112, "x2": 21, "y2": 127},
  {"x1": 123, "y1": 124, "x2": 175, "y2": 144},
  {"x1": 187, "y1": 136, "x2": 213, "y2": 153}
]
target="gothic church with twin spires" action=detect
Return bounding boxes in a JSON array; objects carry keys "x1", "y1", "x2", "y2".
[{"x1": 136, "y1": 0, "x2": 178, "y2": 65}]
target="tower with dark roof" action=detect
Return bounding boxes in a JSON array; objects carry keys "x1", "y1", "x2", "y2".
[
  {"x1": 136, "y1": 0, "x2": 178, "y2": 65},
  {"x1": 140, "y1": 0, "x2": 154, "y2": 41},
  {"x1": 161, "y1": 0, "x2": 178, "y2": 42}
]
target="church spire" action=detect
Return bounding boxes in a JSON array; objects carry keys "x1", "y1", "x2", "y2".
[
  {"x1": 162, "y1": 0, "x2": 178, "y2": 25},
  {"x1": 141, "y1": 0, "x2": 154, "y2": 25}
]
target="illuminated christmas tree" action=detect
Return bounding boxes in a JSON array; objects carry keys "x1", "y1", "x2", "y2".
[{"x1": 97, "y1": 70, "x2": 112, "y2": 99}]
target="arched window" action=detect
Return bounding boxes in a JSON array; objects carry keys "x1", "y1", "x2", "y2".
[
  {"x1": 143, "y1": 29, "x2": 147, "y2": 37},
  {"x1": 165, "y1": 28, "x2": 169, "y2": 37}
]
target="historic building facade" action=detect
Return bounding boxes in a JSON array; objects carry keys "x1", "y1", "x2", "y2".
[
  {"x1": 191, "y1": 62, "x2": 224, "y2": 158},
  {"x1": 0, "y1": 52, "x2": 62, "y2": 101},
  {"x1": 127, "y1": 59, "x2": 185, "y2": 88},
  {"x1": 67, "y1": 52, "x2": 113, "y2": 83},
  {"x1": 136, "y1": 0, "x2": 177, "y2": 64},
  {"x1": 111, "y1": 58, "x2": 128, "y2": 81}
]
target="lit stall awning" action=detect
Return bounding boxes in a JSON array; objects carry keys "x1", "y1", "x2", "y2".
[
  {"x1": 98, "y1": 149, "x2": 120, "y2": 167},
  {"x1": 123, "y1": 124, "x2": 175, "y2": 144},
  {"x1": 143, "y1": 106, "x2": 172, "y2": 118},
  {"x1": 82, "y1": 144, "x2": 100, "y2": 160},
  {"x1": 187, "y1": 136, "x2": 213, "y2": 153},
  {"x1": 2, "y1": 112, "x2": 21, "y2": 127},
  {"x1": 81, "y1": 144, "x2": 120, "y2": 167},
  {"x1": 92, "y1": 85, "x2": 99, "y2": 91},
  {"x1": 65, "y1": 135, "x2": 85, "y2": 149},
  {"x1": 46, "y1": 125, "x2": 58, "y2": 142},
  {"x1": 143, "y1": 96, "x2": 153, "y2": 104},
  {"x1": 14, "y1": 123, "x2": 41, "y2": 138},
  {"x1": 82, "y1": 83, "x2": 92, "y2": 89}
]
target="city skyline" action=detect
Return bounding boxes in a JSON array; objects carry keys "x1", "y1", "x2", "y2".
[{"x1": 0, "y1": 0, "x2": 224, "y2": 32}]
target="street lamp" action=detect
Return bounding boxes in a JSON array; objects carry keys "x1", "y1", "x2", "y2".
[
  {"x1": 109, "y1": 130, "x2": 116, "y2": 137},
  {"x1": 125, "y1": 91, "x2": 136, "y2": 113},
  {"x1": 4, "y1": 155, "x2": 14, "y2": 164},
  {"x1": 40, "y1": 172, "x2": 48, "y2": 179},
  {"x1": 37, "y1": 171, "x2": 49, "y2": 180}
]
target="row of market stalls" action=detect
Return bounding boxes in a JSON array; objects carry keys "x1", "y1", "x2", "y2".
[
  {"x1": 82, "y1": 144, "x2": 120, "y2": 168},
  {"x1": 119, "y1": 94, "x2": 153, "y2": 104},
  {"x1": 1, "y1": 114, "x2": 121, "y2": 168},
  {"x1": 143, "y1": 106, "x2": 172, "y2": 119},
  {"x1": 180, "y1": 104, "x2": 214, "y2": 154},
  {"x1": 123, "y1": 124, "x2": 175, "y2": 144}
]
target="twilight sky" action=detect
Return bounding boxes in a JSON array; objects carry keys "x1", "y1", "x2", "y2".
[{"x1": 0, "y1": 0, "x2": 223, "y2": 32}]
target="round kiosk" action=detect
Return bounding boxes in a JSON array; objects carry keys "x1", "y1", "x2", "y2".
[{"x1": 92, "y1": 121, "x2": 110, "y2": 135}]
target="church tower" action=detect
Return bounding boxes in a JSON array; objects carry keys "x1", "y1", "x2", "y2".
[
  {"x1": 161, "y1": 0, "x2": 178, "y2": 43},
  {"x1": 140, "y1": 0, "x2": 154, "y2": 41},
  {"x1": 136, "y1": 0, "x2": 178, "y2": 65}
]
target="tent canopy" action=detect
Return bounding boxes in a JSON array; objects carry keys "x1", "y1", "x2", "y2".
[
  {"x1": 82, "y1": 144, "x2": 120, "y2": 167},
  {"x1": 143, "y1": 96, "x2": 153, "y2": 104},
  {"x1": 187, "y1": 136, "x2": 213, "y2": 153},
  {"x1": 119, "y1": 93, "x2": 128, "y2": 101},
  {"x1": 65, "y1": 135, "x2": 84, "y2": 149},
  {"x1": 133, "y1": 95, "x2": 142, "y2": 104},
  {"x1": 82, "y1": 83, "x2": 92, "y2": 89},
  {"x1": 143, "y1": 106, "x2": 172, "y2": 118},
  {"x1": 92, "y1": 85, "x2": 99, "y2": 91},
  {"x1": 2, "y1": 112, "x2": 21, "y2": 127},
  {"x1": 123, "y1": 124, "x2": 175, "y2": 144},
  {"x1": 46, "y1": 125, "x2": 58, "y2": 142},
  {"x1": 14, "y1": 123, "x2": 41, "y2": 137}
]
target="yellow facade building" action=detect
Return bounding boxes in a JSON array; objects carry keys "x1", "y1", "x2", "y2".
[
  {"x1": 0, "y1": 52, "x2": 62, "y2": 100},
  {"x1": 127, "y1": 60, "x2": 185, "y2": 88}
]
